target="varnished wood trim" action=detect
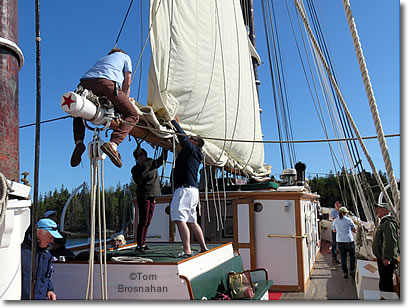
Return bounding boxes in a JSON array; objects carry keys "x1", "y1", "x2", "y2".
[
  {"x1": 179, "y1": 275, "x2": 194, "y2": 300},
  {"x1": 249, "y1": 200, "x2": 256, "y2": 269},
  {"x1": 269, "y1": 285, "x2": 302, "y2": 292},
  {"x1": 295, "y1": 199, "x2": 305, "y2": 292},
  {"x1": 233, "y1": 199, "x2": 238, "y2": 250},
  {"x1": 156, "y1": 191, "x2": 319, "y2": 204}
]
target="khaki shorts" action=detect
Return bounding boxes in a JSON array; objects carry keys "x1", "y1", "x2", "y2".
[{"x1": 170, "y1": 187, "x2": 199, "y2": 223}]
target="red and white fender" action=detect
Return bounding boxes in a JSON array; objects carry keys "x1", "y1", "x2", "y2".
[{"x1": 60, "y1": 91, "x2": 109, "y2": 125}]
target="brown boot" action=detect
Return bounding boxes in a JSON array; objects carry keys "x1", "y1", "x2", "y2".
[
  {"x1": 70, "y1": 142, "x2": 86, "y2": 167},
  {"x1": 101, "y1": 142, "x2": 122, "y2": 168}
]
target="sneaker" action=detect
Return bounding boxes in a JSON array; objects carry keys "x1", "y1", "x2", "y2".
[
  {"x1": 200, "y1": 248, "x2": 209, "y2": 253},
  {"x1": 101, "y1": 142, "x2": 122, "y2": 168},
  {"x1": 143, "y1": 245, "x2": 150, "y2": 250},
  {"x1": 70, "y1": 142, "x2": 86, "y2": 167},
  {"x1": 135, "y1": 246, "x2": 144, "y2": 253},
  {"x1": 343, "y1": 273, "x2": 348, "y2": 279},
  {"x1": 177, "y1": 252, "x2": 193, "y2": 258}
]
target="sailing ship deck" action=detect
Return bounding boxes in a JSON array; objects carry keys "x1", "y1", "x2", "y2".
[{"x1": 280, "y1": 240, "x2": 358, "y2": 300}]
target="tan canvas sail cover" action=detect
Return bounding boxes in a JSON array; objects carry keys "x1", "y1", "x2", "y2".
[{"x1": 147, "y1": 0, "x2": 271, "y2": 179}]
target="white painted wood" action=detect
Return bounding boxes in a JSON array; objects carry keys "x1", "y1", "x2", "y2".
[
  {"x1": 147, "y1": 203, "x2": 170, "y2": 242},
  {"x1": 6, "y1": 180, "x2": 31, "y2": 199},
  {"x1": 254, "y1": 200, "x2": 298, "y2": 286},
  {"x1": 355, "y1": 260, "x2": 380, "y2": 299},
  {"x1": 239, "y1": 248, "x2": 251, "y2": 270},
  {"x1": 237, "y1": 203, "x2": 250, "y2": 243},
  {"x1": 363, "y1": 290, "x2": 399, "y2": 300},
  {"x1": 0, "y1": 202, "x2": 31, "y2": 299}
]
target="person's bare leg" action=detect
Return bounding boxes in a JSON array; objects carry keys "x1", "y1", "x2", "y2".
[
  {"x1": 175, "y1": 220, "x2": 191, "y2": 254},
  {"x1": 187, "y1": 222, "x2": 208, "y2": 251}
]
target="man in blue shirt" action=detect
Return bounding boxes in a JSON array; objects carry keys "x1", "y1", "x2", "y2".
[
  {"x1": 70, "y1": 48, "x2": 139, "y2": 168},
  {"x1": 170, "y1": 118, "x2": 208, "y2": 258},
  {"x1": 330, "y1": 201, "x2": 341, "y2": 262}
]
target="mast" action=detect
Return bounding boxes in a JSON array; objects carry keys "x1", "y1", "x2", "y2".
[
  {"x1": 0, "y1": 0, "x2": 24, "y2": 180},
  {"x1": 240, "y1": 0, "x2": 260, "y2": 96}
]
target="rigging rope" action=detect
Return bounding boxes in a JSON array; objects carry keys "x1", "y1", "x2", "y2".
[
  {"x1": 114, "y1": 0, "x2": 135, "y2": 48},
  {"x1": 341, "y1": 0, "x2": 400, "y2": 216},
  {"x1": 294, "y1": 0, "x2": 398, "y2": 223},
  {"x1": 85, "y1": 128, "x2": 109, "y2": 300}
]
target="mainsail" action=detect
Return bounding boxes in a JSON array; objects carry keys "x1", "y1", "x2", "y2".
[{"x1": 147, "y1": 0, "x2": 271, "y2": 180}]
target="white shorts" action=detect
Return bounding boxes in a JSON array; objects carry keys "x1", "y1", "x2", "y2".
[{"x1": 170, "y1": 187, "x2": 199, "y2": 223}]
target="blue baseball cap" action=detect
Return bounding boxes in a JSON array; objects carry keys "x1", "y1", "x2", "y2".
[{"x1": 37, "y1": 218, "x2": 63, "y2": 238}]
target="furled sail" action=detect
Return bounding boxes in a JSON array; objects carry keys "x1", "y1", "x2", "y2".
[{"x1": 147, "y1": 0, "x2": 271, "y2": 180}]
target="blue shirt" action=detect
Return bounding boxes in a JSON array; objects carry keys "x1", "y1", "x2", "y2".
[
  {"x1": 81, "y1": 52, "x2": 132, "y2": 88},
  {"x1": 330, "y1": 209, "x2": 338, "y2": 230},
  {"x1": 333, "y1": 216, "x2": 355, "y2": 243}
]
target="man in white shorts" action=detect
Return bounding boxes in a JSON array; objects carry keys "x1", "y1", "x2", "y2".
[{"x1": 170, "y1": 119, "x2": 208, "y2": 258}]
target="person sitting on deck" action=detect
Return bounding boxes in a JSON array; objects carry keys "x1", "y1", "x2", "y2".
[
  {"x1": 332, "y1": 207, "x2": 356, "y2": 279},
  {"x1": 169, "y1": 117, "x2": 208, "y2": 258},
  {"x1": 131, "y1": 145, "x2": 168, "y2": 252},
  {"x1": 70, "y1": 48, "x2": 139, "y2": 168},
  {"x1": 111, "y1": 234, "x2": 127, "y2": 249}
]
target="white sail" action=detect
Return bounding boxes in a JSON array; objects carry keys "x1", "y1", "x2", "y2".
[{"x1": 147, "y1": 0, "x2": 271, "y2": 179}]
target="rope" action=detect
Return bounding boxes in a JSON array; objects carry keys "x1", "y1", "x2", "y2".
[
  {"x1": 341, "y1": 0, "x2": 400, "y2": 216},
  {"x1": 112, "y1": 256, "x2": 153, "y2": 263},
  {"x1": 0, "y1": 172, "x2": 13, "y2": 226},
  {"x1": 114, "y1": 0, "x2": 135, "y2": 48},
  {"x1": 294, "y1": 0, "x2": 397, "y2": 223},
  {"x1": 85, "y1": 129, "x2": 109, "y2": 300}
]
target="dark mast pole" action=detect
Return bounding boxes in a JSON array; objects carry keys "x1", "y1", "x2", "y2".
[
  {"x1": 241, "y1": 0, "x2": 260, "y2": 96},
  {"x1": 30, "y1": 0, "x2": 42, "y2": 299}
]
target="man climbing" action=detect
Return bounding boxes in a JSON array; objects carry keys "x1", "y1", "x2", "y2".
[
  {"x1": 169, "y1": 117, "x2": 208, "y2": 257},
  {"x1": 131, "y1": 145, "x2": 167, "y2": 252},
  {"x1": 70, "y1": 48, "x2": 139, "y2": 168}
]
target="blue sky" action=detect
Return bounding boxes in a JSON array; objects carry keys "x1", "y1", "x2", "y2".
[{"x1": 17, "y1": 0, "x2": 400, "y2": 196}]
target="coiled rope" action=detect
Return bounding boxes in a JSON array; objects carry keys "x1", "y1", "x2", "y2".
[{"x1": 0, "y1": 172, "x2": 13, "y2": 226}]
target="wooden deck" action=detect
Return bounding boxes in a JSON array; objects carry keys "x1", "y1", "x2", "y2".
[{"x1": 281, "y1": 240, "x2": 358, "y2": 300}]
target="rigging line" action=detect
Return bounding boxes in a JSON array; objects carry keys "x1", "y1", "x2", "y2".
[
  {"x1": 307, "y1": 0, "x2": 363, "y2": 175},
  {"x1": 294, "y1": 0, "x2": 396, "y2": 221},
  {"x1": 131, "y1": 0, "x2": 162, "y2": 84},
  {"x1": 210, "y1": 0, "x2": 230, "y2": 165},
  {"x1": 19, "y1": 115, "x2": 71, "y2": 128},
  {"x1": 261, "y1": 0, "x2": 285, "y2": 168},
  {"x1": 305, "y1": 7, "x2": 370, "y2": 218},
  {"x1": 164, "y1": 0, "x2": 174, "y2": 91},
  {"x1": 193, "y1": 1, "x2": 218, "y2": 123},
  {"x1": 114, "y1": 0, "x2": 135, "y2": 48},
  {"x1": 226, "y1": 0, "x2": 243, "y2": 157},
  {"x1": 342, "y1": 0, "x2": 400, "y2": 215},
  {"x1": 239, "y1": 0, "x2": 259, "y2": 174},
  {"x1": 136, "y1": 0, "x2": 143, "y2": 102},
  {"x1": 291, "y1": 1, "x2": 348, "y2": 197},
  {"x1": 270, "y1": 0, "x2": 297, "y2": 166}
]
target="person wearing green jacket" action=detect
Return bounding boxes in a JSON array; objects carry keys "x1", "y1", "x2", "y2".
[{"x1": 372, "y1": 203, "x2": 399, "y2": 292}]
